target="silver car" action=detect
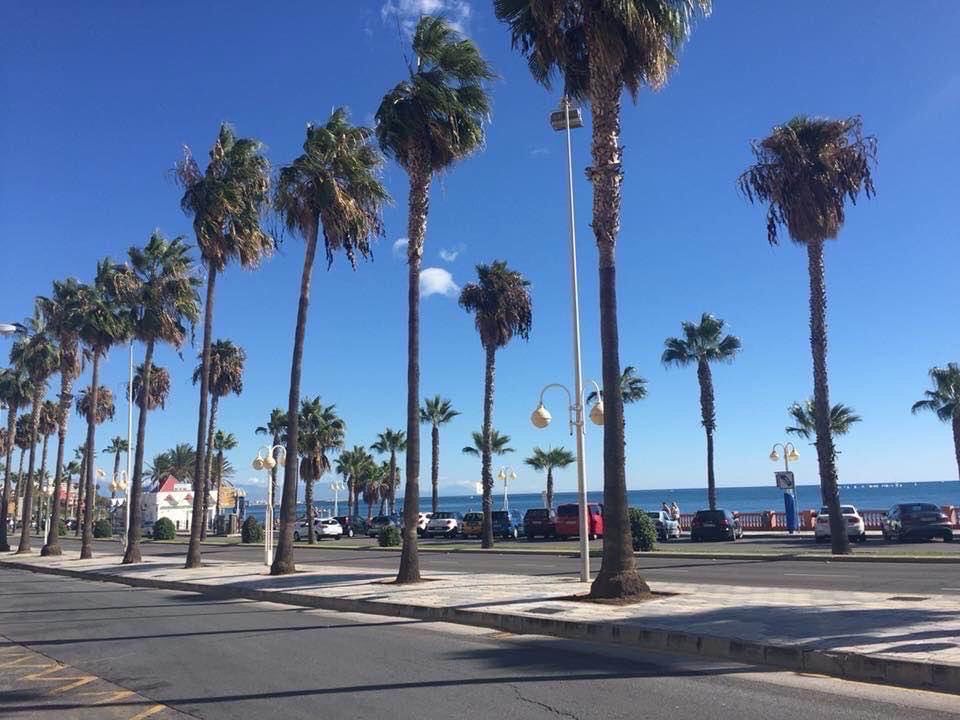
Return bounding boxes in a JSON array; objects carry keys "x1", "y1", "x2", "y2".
[{"x1": 647, "y1": 510, "x2": 681, "y2": 541}]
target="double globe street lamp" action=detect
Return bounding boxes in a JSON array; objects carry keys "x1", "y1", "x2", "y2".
[
  {"x1": 770, "y1": 442, "x2": 801, "y2": 532},
  {"x1": 252, "y1": 445, "x2": 285, "y2": 567},
  {"x1": 496, "y1": 467, "x2": 516, "y2": 512},
  {"x1": 110, "y1": 471, "x2": 129, "y2": 550}
]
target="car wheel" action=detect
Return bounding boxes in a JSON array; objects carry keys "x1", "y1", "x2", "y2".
[
  {"x1": 859, "y1": 533, "x2": 867, "y2": 543},
  {"x1": 334, "y1": 535, "x2": 341, "y2": 541},
  {"x1": 347, "y1": 528, "x2": 354, "y2": 538},
  {"x1": 588, "y1": 533, "x2": 597, "y2": 541},
  {"x1": 293, "y1": 531, "x2": 301, "y2": 542}
]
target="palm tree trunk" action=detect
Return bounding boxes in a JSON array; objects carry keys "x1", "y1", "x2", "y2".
[
  {"x1": 214, "y1": 449, "x2": 223, "y2": 524},
  {"x1": 200, "y1": 395, "x2": 218, "y2": 540},
  {"x1": 807, "y1": 240, "x2": 849, "y2": 555},
  {"x1": 80, "y1": 354, "x2": 101, "y2": 559},
  {"x1": 346, "y1": 477, "x2": 354, "y2": 518},
  {"x1": 111, "y1": 448, "x2": 121, "y2": 499},
  {"x1": 953, "y1": 414, "x2": 960, "y2": 482},
  {"x1": 697, "y1": 359, "x2": 718, "y2": 511},
  {"x1": 366, "y1": 495, "x2": 373, "y2": 522},
  {"x1": 35, "y1": 433, "x2": 50, "y2": 533},
  {"x1": 397, "y1": 160, "x2": 429, "y2": 583},
  {"x1": 16, "y1": 390, "x2": 43, "y2": 554},
  {"x1": 388, "y1": 451, "x2": 397, "y2": 516},
  {"x1": 585, "y1": 59, "x2": 648, "y2": 599},
  {"x1": 124, "y1": 340, "x2": 154, "y2": 564},
  {"x1": 272, "y1": 219, "x2": 319, "y2": 576},
  {"x1": 186, "y1": 263, "x2": 217, "y2": 569},
  {"x1": 305, "y1": 469, "x2": 315, "y2": 545},
  {"x1": 481, "y1": 345, "x2": 496, "y2": 550},
  {"x1": 431, "y1": 425, "x2": 440, "y2": 515},
  {"x1": 74, "y1": 450, "x2": 85, "y2": 536},
  {"x1": 1, "y1": 404, "x2": 18, "y2": 551},
  {"x1": 546, "y1": 467, "x2": 554, "y2": 512},
  {"x1": 379, "y1": 495, "x2": 387, "y2": 516}
]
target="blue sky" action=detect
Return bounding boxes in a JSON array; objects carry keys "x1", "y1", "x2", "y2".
[{"x1": 2, "y1": 1, "x2": 959, "y2": 504}]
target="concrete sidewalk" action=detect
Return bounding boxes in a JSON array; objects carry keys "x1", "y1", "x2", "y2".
[{"x1": 3, "y1": 550, "x2": 960, "y2": 694}]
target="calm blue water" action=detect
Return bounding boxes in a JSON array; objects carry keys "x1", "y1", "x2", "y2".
[{"x1": 244, "y1": 481, "x2": 960, "y2": 523}]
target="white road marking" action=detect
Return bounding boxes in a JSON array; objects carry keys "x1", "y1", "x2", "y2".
[{"x1": 783, "y1": 572, "x2": 855, "y2": 578}]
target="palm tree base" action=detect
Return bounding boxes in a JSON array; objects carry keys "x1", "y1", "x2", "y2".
[
  {"x1": 80, "y1": 548, "x2": 92, "y2": 560},
  {"x1": 589, "y1": 569, "x2": 650, "y2": 600},
  {"x1": 40, "y1": 543, "x2": 61, "y2": 557},
  {"x1": 122, "y1": 548, "x2": 141, "y2": 564},
  {"x1": 270, "y1": 557, "x2": 296, "y2": 575},
  {"x1": 14, "y1": 547, "x2": 31, "y2": 555}
]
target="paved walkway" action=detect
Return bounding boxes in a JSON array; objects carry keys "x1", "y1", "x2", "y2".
[{"x1": 4, "y1": 550, "x2": 960, "y2": 692}]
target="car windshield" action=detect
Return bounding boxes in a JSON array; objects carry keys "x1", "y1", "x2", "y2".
[
  {"x1": 492, "y1": 511, "x2": 510, "y2": 521},
  {"x1": 432, "y1": 512, "x2": 455, "y2": 519},
  {"x1": 464, "y1": 512, "x2": 482, "y2": 521},
  {"x1": 902, "y1": 504, "x2": 940, "y2": 513},
  {"x1": 525, "y1": 509, "x2": 549, "y2": 519},
  {"x1": 820, "y1": 506, "x2": 858, "y2": 514},
  {"x1": 557, "y1": 505, "x2": 578, "y2": 517},
  {"x1": 646, "y1": 512, "x2": 662, "y2": 520}
]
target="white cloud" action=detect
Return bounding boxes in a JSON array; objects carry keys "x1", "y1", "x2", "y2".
[
  {"x1": 381, "y1": 0, "x2": 472, "y2": 35},
  {"x1": 240, "y1": 476, "x2": 266, "y2": 487},
  {"x1": 529, "y1": 147, "x2": 550, "y2": 158},
  {"x1": 439, "y1": 244, "x2": 464, "y2": 262},
  {"x1": 392, "y1": 237, "x2": 409, "y2": 258},
  {"x1": 419, "y1": 267, "x2": 459, "y2": 298}
]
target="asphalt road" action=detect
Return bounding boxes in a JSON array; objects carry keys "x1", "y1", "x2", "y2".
[
  {"x1": 53, "y1": 537, "x2": 960, "y2": 596},
  {"x1": 2, "y1": 568, "x2": 958, "y2": 720}
]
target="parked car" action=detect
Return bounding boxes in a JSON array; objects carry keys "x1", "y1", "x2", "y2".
[
  {"x1": 882, "y1": 503, "x2": 954, "y2": 543},
  {"x1": 367, "y1": 515, "x2": 399, "y2": 538},
  {"x1": 523, "y1": 508, "x2": 557, "y2": 540},
  {"x1": 334, "y1": 515, "x2": 366, "y2": 538},
  {"x1": 814, "y1": 505, "x2": 866, "y2": 543},
  {"x1": 492, "y1": 510, "x2": 523, "y2": 540},
  {"x1": 416, "y1": 512, "x2": 432, "y2": 536},
  {"x1": 646, "y1": 510, "x2": 681, "y2": 542},
  {"x1": 423, "y1": 511, "x2": 463, "y2": 538},
  {"x1": 294, "y1": 516, "x2": 343, "y2": 541},
  {"x1": 460, "y1": 512, "x2": 483, "y2": 539},
  {"x1": 555, "y1": 503, "x2": 604, "y2": 540},
  {"x1": 690, "y1": 509, "x2": 741, "y2": 542}
]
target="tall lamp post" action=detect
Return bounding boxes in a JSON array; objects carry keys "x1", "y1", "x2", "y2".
[
  {"x1": 496, "y1": 467, "x2": 516, "y2": 512},
  {"x1": 531, "y1": 380, "x2": 604, "y2": 582},
  {"x1": 330, "y1": 479, "x2": 344, "y2": 517},
  {"x1": 40, "y1": 481, "x2": 53, "y2": 540},
  {"x1": 253, "y1": 445, "x2": 285, "y2": 568},
  {"x1": 770, "y1": 442, "x2": 800, "y2": 533},
  {"x1": 110, "y1": 471, "x2": 128, "y2": 549}
]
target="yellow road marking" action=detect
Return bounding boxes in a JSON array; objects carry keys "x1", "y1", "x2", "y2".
[
  {"x1": 47, "y1": 674, "x2": 98, "y2": 694},
  {"x1": 0, "y1": 655, "x2": 52, "y2": 669},
  {"x1": 128, "y1": 704, "x2": 166, "y2": 720},
  {"x1": 20, "y1": 664, "x2": 67, "y2": 680},
  {"x1": 78, "y1": 689, "x2": 137, "y2": 704}
]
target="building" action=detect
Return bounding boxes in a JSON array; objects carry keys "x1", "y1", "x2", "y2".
[{"x1": 143, "y1": 476, "x2": 215, "y2": 533}]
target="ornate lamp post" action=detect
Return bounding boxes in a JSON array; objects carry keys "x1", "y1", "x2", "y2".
[{"x1": 253, "y1": 445, "x2": 285, "y2": 567}]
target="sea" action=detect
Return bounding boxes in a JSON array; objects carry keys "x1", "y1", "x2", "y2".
[{"x1": 244, "y1": 480, "x2": 960, "y2": 523}]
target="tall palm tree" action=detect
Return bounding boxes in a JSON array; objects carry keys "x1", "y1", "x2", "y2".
[
  {"x1": 586, "y1": 366, "x2": 648, "y2": 405},
  {"x1": 211, "y1": 430, "x2": 238, "y2": 523},
  {"x1": 68, "y1": 445, "x2": 85, "y2": 530},
  {"x1": 524, "y1": 446, "x2": 575, "y2": 512},
  {"x1": 163, "y1": 444, "x2": 196, "y2": 484},
  {"x1": 362, "y1": 462, "x2": 384, "y2": 522},
  {"x1": 76, "y1": 259, "x2": 130, "y2": 558},
  {"x1": 0, "y1": 368, "x2": 31, "y2": 551},
  {"x1": 14, "y1": 413, "x2": 32, "y2": 503},
  {"x1": 912, "y1": 363, "x2": 960, "y2": 481},
  {"x1": 460, "y1": 261, "x2": 532, "y2": 549},
  {"x1": 37, "y1": 277, "x2": 85, "y2": 556},
  {"x1": 370, "y1": 429, "x2": 406, "y2": 517},
  {"x1": 298, "y1": 398, "x2": 345, "y2": 544},
  {"x1": 75, "y1": 382, "x2": 115, "y2": 547},
  {"x1": 176, "y1": 123, "x2": 272, "y2": 570},
  {"x1": 193, "y1": 339, "x2": 244, "y2": 539},
  {"x1": 462, "y1": 429, "x2": 515, "y2": 458},
  {"x1": 377, "y1": 16, "x2": 495, "y2": 582},
  {"x1": 662, "y1": 313, "x2": 741, "y2": 511},
  {"x1": 740, "y1": 115, "x2": 876, "y2": 556},
  {"x1": 786, "y1": 400, "x2": 862, "y2": 441},
  {"x1": 495, "y1": 0, "x2": 709, "y2": 599},
  {"x1": 145, "y1": 451, "x2": 173, "y2": 489},
  {"x1": 272, "y1": 108, "x2": 388, "y2": 576},
  {"x1": 335, "y1": 445, "x2": 368, "y2": 518},
  {"x1": 10, "y1": 315, "x2": 60, "y2": 554},
  {"x1": 255, "y1": 408, "x2": 287, "y2": 522},
  {"x1": 103, "y1": 437, "x2": 129, "y2": 499},
  {"x1": 62, "y1": 457, "x2": 81, "y2": 519},
  {"x1": 420, "y1": 395, "x2": 460, "y2": 514},
  {"x1": 36, "y1": 400, "x2": 59, "y2": 516}
]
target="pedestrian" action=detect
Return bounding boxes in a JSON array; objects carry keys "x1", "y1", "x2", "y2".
[{"x1": 670, "y1": 501, "x2": 680, "y2": 522}]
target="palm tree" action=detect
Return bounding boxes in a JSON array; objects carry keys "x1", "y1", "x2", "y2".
[
  {"x1": 76, "y1": 259, "x2": 130, "y2": 558},
  {"x1": 211, "y1": 430, "x2": 238, "y2": 523},
  {"x1": 67, "y1": 445, "x2": 84, "y2": 529},
  {"x1": 495, "y1": 0, "x2": 710, "y2": 599},
  {"x1": 786, "y1": 400, "x2": 862, "y2": 441},
  {"x1": 163, "y1": 444, "x2": 196, "y2": 484},
  {"x1": 0, "y1": 367, "x2": 31, "y2": 551},
  {"x1": 103, "y1": 437, "x2": 129, "y2": 499},
  {"x1": 37, "y1": 277, "x2": 85, "y2": 556},
  {"x1": 585, "y1": 366, "x2": 648, "y2": 405},
  {"x1": 662, "y1": 313, "x2": 742, "y2": 511},
  {"x1": 420, "y1": 395, "x2": 460, "y2": 514},
  {"x1": 362, "y1": 463, "x2": 383, "y2": 522},
  {"x1": 370, "y1": 429, "x2": 406, "y2": 517},
  {"x1": 459, "y1": 261, "x2": 532, "y2": 548},
  {"x1": 740, "y1": 116, "x2": 876, "y2": 556},
  {"x1": 36, "y1": 400, "x2": 59, "y2": 521},
  {"x1": 272, "y1": 108, "x2": 388, "y2": 576},
  {"x1": 255, "y1": 408, "x2": 287, "y2": 522},
  {"x1": 912, "y1": 363, "x2": 960, "y2": 481},
  {"x1": 14, "y1": 413, "x2": 32, "y2": 503},
  {"x1": 75, "y1": 382, "x2": 115, "y2": 546},
  {"x1": 176, "y1": 123, "x2": 272, "y2": 570},
  {"x1": 145, "y1": 451, "x2": 173, "y2": 489},
  {"x1": 376, "y1": 16, "x2": 495, "y2": 583},
  {"x1": 9, "y1": 314, "x2": 60, "y2": 554},
  {"x1": 524, "y1": 446, "x2": 575, "y2": 512},
  {"x1": 462, "y1": 429, "x2": 515, "y2": 458},
  {"x1": 335, "y1": 445, "x2": 368, "y2": 518},
  {"x1": 62, "y1": 457, "x2": 81, "y2": 519},
  {"x1": 298, "y1": 398, "x2": 345, "y2": 544},
  {"x1": 193, "y1": 339, "x2": 244, "y2": 539}
]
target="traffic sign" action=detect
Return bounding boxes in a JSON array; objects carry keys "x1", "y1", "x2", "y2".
[{"x1": 775, "y1": 471, "x2": 795, "y2": 490}]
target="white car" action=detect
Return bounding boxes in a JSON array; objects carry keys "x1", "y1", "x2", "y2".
[
  {"x1": 416, "y1": 512, "x2": 432, "y2": 536},
  {"x1": 815, "y1": 505, "x2": 866, "y2": 543},
  {"x1": 646, "y1": 511, "x2": 681, "y2": 541},
  {"x1": 423, "y1": 511, "x2": 462, "y2": 538},
  {"x1": 294, "y1": 517, "x2": 343, "y2": 541}
]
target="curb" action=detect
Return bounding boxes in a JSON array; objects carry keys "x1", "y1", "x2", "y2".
[{"x1": 3, "y1": 557, "x2": 958, "y2": 695}]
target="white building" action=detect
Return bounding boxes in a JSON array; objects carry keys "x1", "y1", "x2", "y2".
[{"x1": 143, "y1": 475, "x2": 215, "y2": 533}]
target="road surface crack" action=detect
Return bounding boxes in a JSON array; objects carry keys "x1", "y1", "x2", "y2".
[{"x1": 509, "y1": 684, "x2": 582, "y2": 720}]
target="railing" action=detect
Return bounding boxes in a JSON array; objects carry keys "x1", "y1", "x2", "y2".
[{"x1": 677, "y1": 506, "x2": 960, "y2": 532}]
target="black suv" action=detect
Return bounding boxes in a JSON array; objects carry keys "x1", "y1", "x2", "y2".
[
  {"x1": 523, "y1": 508, "x2": 557, "y2": 539},
  {"x1": 690, "y1": 509, "x2": 742, "y2": 542},
  {"x1": 882, "y1": 503, "x2": 953, "y2": 542}
]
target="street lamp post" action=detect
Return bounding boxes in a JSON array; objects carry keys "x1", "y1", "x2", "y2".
[
  {"x1": 110, "y1": 471, "x2": 128, "y2": 549},
  {"x1": 253, "y1": 445, "x2": 285, "y2": 568},
  {"x1": 496, "y1": 467, "x2": 516, "y2": 512},
  {"x1": 770, "y1": 442, "x2": 800, "y2": 532},
  {"x1": 126, "y1": 342, "x2": 133, "y2": 550},
  {"x1": 40, "y1": 481, "x2": 53, "y2": 540},
  {"x1": 531, "y1": 380, "x2": 604, "y2": 583},
  {"x1": 330, "y1": 479, "x2": 345, "y2": 517}
]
